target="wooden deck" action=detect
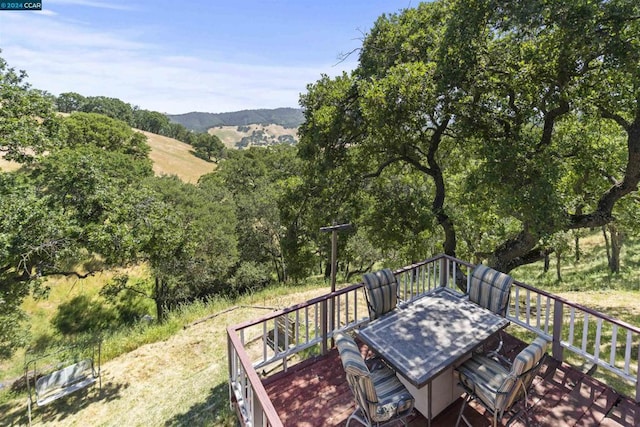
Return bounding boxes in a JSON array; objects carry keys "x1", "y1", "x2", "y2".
[{"x1": 263, "y1": 334, "x2": 640, "y2": 426}]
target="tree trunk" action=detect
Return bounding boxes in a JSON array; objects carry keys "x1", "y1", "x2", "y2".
[
  {"x1": 574, "y1": 206, "x2": 583, "y2": 262},
  {"x1": 489, "y1": 116, "x2": 640, "y2": 273},
  {"x1": 607, "y1": 223, "x2": 624, "y2": 274},
  {"x1": 543, "y1": 254, "x2": 550, "y2": 273},
  {"x1": 154, "y1": 277, "x2": 167, "y2": 321},
  {"x1": 429, "y1": 121, "x2": 456, "y2": 257},
  {"x1": 272, "y1": 256, "x2": 286, "y2": 283},
  {"x1": 279, "y1": 251, "x2": 288, "y2": 283},
  {"x1": 345, "y1": 261, "x2": 375, "y2": 282},
  {"x1": 402, "y1": 118, "x2": 457, "y2": 258},
  {"x1": 281, "y1": 259, "x2": 288, "y2": 283},
  {"x1": 602, "y1": 226, "x2": 611, "y2": 269},
  {"x1": 555, "y1": 251, "x2": 562, "y2": 282}
]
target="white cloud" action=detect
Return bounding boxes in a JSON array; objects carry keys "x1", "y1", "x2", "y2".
[
  {"x1": 46, "y1": 0, "x2": 136, "y2": 11},
  {"x1": 35, "y1": 9, "x2": 58, "y2": 16},
  {"x1": 0, "y1": 9, "x2": 352, "y2": 114}
]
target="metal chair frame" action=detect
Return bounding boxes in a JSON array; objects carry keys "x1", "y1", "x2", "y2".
[
  {"x1": 336, "y1": 333, "x2": 414, "y2": 427},
  {"x1": 456, "y1": 340, "x2": 548, "y2": 427}
]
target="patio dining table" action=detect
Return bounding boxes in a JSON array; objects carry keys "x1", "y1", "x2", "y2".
[{"x1": 356, "y1": 287, "x2": 509, "y2": 425}]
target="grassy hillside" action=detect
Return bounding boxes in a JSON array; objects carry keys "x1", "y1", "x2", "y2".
[
  {"x1": 0, "y1": 276, "x2": 328, "y2": 426},
  {"x1": 1, "y1": 131, "x2": 216, "y2": 183},
  {"x1": 208, "y1": 123, "x2": 298, "y2": 149},
  {"x1": 168, "y1": 108, "x2": 304, "y2": 132},
  {"x1": 139, "y1": 130, "x2": 216, "y2": 183}
]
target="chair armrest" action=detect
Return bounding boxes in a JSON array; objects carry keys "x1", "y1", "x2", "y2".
[
  {"x1": 459, "y1": 376, "x2": 512, "y2": 397},
  {"x1": 365, "y1": 356, "x2": 388, "y2": 372},
  {"x1": 487, "y1": 350, "x2": 512, "y2": 368}
]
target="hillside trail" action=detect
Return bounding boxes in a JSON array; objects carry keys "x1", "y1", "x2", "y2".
[{"x1": 7, "y1": 288, "x2": 328, "y2": 427}]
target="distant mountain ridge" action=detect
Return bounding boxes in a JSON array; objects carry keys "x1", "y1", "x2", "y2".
[{"x1": 167, "y1": 108, "x2": 304, "y2": 132}]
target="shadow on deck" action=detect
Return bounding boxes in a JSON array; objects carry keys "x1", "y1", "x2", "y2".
[{"x1": 263, "y1": 334, "x2": 640, "y2": 426}]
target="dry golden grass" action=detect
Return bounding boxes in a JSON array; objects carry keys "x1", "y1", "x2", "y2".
[
  {"x1": 0, "y1": 265, "x2": 153, "y2": 383},
  {"x1": 208, "y1": 124, "x2": 298, "y2": 149},
  {"x1": 1, "y1": 287, "x2": 329, "y2": 427},
  {"x1": 0, "y1": 157, "x2": 21, "y2": 172},
  {"x1": 1, "y1": 130, "x2": 215, "y2": 183},
  {"x1": 139, "y1": 130, "x2": 217, "y2": 183}
]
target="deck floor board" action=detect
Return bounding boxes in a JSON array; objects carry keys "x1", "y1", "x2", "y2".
[{"x1": 263, "y1": 333, "x2": 639, "y2": 426}]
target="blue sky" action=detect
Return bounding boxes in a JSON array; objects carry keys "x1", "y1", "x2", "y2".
[{"x1": 0, "y1": 0, "x2": 414, "y2": 114}]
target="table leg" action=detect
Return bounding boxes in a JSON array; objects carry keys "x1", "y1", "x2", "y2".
[{"x1": 427, "y1": 380, "x2": 432, "y2": 427}]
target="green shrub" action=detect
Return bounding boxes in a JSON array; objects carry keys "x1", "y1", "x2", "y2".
[{"x1": 52, "y1": 295, "x2": 117, "y2": 335}]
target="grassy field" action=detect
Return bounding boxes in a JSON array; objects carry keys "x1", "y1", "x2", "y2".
[
  {"x1": 505, "y1": 233, "x2": 640, "y2": 397},
  {"x1": 0, "y1": 280, "x2": 329, "y2": 426},
  {"x1": 140, "y1": 130, "x2": 217, "y2": 183},
  {"x1": 0, "y1": 131, "x2": 216, "y2": 183}
]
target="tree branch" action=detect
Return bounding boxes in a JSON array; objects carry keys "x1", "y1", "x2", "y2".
[
  {"x1": 598, "y1": 106, "x2": 630, "y2": 130},
  {"x1": 43, "y1": 270, "x2": 97, "y2": 279},
  {"x1": 362, "y1": 157, "x2": 405, "y2": 179},
  {"x1": 537, "y1": 99, "x2": 569, "y2": 151}
]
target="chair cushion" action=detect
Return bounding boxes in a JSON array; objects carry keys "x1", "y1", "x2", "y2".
[
  {"x1": 469, "y1": 264, "x2": 513, "y2": 316},
  {"x1": 512, "y1": 337, "x2": 548, "y2": 376},
  {"x1": 458, "y1": 337, "x2": 550, "y2": 414},
  {"x1": 335, "y1": 332, "x2": 414, "y2": 423},
  {"x1": 457, "y1": 355, "x2": 514, "y2": 411},
  {"x1": 502, "y1": 336, "x2": 549, "y2": 410},
  {"x1": 363, "y1": 269, "x2": 398, "y2": 320},
  {"x1": 370, "y1": 366, "x2": 414, "y2": 422},
  {"x1": 335, "y1": 333, "x2": 369, "y2": 377},
  {"x1": 336, "y1": 333, "x2": 379, "y2": 415}
]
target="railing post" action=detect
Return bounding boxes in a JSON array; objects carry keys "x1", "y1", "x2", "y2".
[
  {"x1": 438, "y1": 257, "x2": 447, "y2": 288},
  {"x1": 636, "y1": 343, "x2": 640, "y2": 403},
  {"x1": 227, "y1": 334, "x2": 233, "y2": 411},
  {"x1": 552, "y1": 300, "x2": 565, "y2": 362},
  {"x1": 252, "y1": 392, "x2": 264, "y2": 427},
  {"x1": 321, "y1": 299, "x2": 328, "y2": 355}
]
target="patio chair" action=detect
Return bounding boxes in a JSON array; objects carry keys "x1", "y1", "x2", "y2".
[
  {"x1": 468, "y1": 264, "x2": 514, "y2": 355},
  {"x1": 335, "y1": 332, "x2": 414, "y2": 427},
  {"x1": 362, "y1": 269, "x2": 398, "y2": 321},
  {"x1": 455, "y1": 336, "x2": 549, "y2": 427},
  {"x1": 468, "y1": 264, "x2": 513, "y2": 316}
]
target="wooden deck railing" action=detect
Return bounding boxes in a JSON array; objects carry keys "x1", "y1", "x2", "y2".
[
  {"x1": 506, "y1": 278, "x2": 640, "y2": 401},
  {"x1": 227, "y1": 283, "x2": 368, "y2": 426},
  {"x1": 227, "y1": 254, "x2": 640, "y2": 426},
  {"x1": 394, "y1": 255, "x2": 471, "y2": 300}
]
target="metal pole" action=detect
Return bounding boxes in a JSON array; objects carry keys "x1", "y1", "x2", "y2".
[
  {"x1": 320, "y1": 223, "x2": 352, "y2": 341},
  {"x1": 331, "y1": 229, "x2": 338, "y2": 293}
]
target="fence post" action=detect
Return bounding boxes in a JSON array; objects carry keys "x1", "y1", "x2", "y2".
[
  {"x1": 636, "y1": 344, "x2": 640, "y2": 403},
  {"x1": 438, "y1": 257, "x2": 447, "y2": 288},
  {"x1": 552, "y1": 300, "x2": 564, "y2": 362},
  {"x1": 227, "y1": 335, "x2": 233, "y2": 412},
  {"x1": 321, "y1": 299, "x2": 328, "y2": 355},
  {"x1": 252, "y1": 391, "x2": 264, "y2": 427}
]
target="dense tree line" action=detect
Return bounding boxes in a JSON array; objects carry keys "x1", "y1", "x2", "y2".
[
  {"x1": 56, "y1": 91, "x2": 225, "y2": 162},
  {"x1": 168, "y1": 108, "x2": 304, "y2": 132}
]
